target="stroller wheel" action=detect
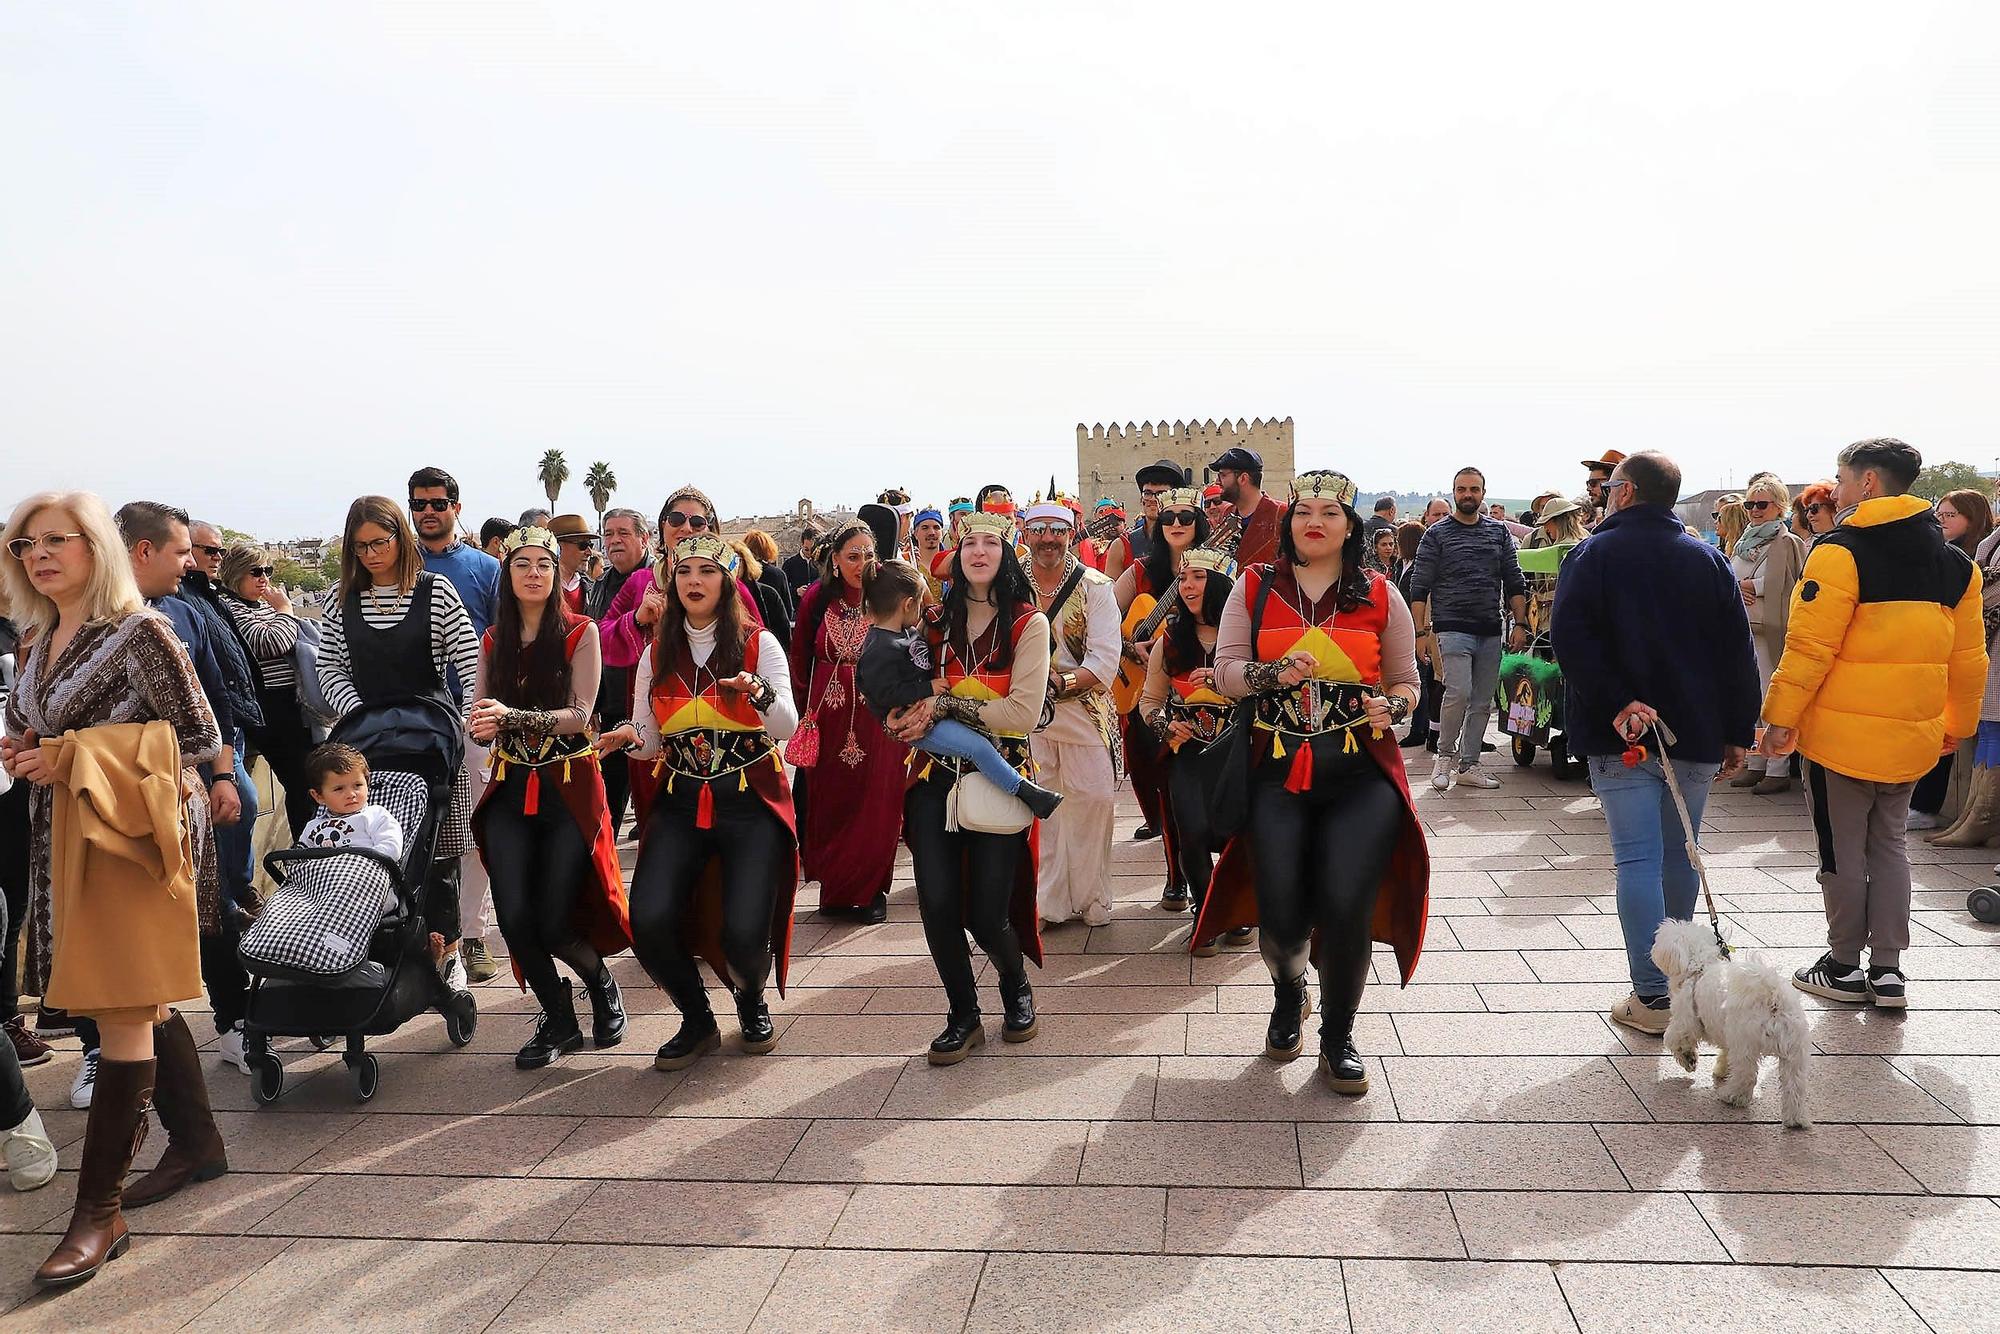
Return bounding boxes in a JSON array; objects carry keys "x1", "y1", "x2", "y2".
[
  {"x1": 1511, "y1": 736, "x2": 1536, "y2": 767},
  {"x1": 353, "y1": 1052, "x2": 380, "y2": 1102},
  {"x1": 252, "y1": 1057, "x2": 284, "y2": 1105},
  {"x1": 309, "y1": 1034, "x2": 336, "y2": 1052},
  {"x1": 445, "y1": 995, "x2": 478, "y2": 1048},
  {"x1": 1970, "y1": 887, "x2": 2000, "y2": 925}
]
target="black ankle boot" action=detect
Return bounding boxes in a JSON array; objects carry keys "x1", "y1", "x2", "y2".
[
  {"x1": 1133, "y1": 822, "x2": 1159, "y2": 841},
  {"x1": 585, "y1": 966, "x2": 627, "y2": 1049},
  {"x1": 516, "y1": 983, "x2": 585, "y2": 1070},
  {"x1": 999, "y1": 974, "x2": 1038, "y2": 1043},
  {"x1": 927, "y1": 1013, "x2": 985, "y2": 1066},
  {"x1": 1264, "y1": 973, "x2": 1311, "y2": 1061},
  {"x1": 736, "y1": 991, "x2": 778, "y2": 1055},
  {"x1": 1319, "y1": 1022, "x2": 1369, "y2": 1095},
  {"x1": 654, "y1": 1009, "x2": 720, "y2": 1071},
  {"x1": 1015, "y1": 779, "x2": 1064, "y2": 821},
  {"x1": 1399, "y1": 728, "x2": 1431, "y2": 749},
  {"x1": 1159, "y1": 884, "x2": 1190, "y2": 912},
  {"x1": 862, "y1": 891, "x2": 889, "y2": 925}
]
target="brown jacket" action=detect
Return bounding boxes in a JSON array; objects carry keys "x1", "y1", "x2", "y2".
[{"x1": 41, "y1": 721, "x2": 201, "y2": 1013}]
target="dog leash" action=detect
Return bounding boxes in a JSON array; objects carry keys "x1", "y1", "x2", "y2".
[{"x1": 1631, "y1": 718, "x2": 1732, "y2": 959}]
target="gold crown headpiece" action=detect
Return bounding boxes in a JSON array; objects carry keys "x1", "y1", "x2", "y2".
[
  {"x1": 501, "y1": 526, "x2": 559, "y2": 559},
  {"x1": 672, "y1": 533, "x2": 739, "y2": 571},
  {"x1": 1290, "y1": 470, "x2": 1358, "y2": 507},
  {"x1": 1162, "y1": 487, "x2": 1202, "y2": 510},
  {"x1": 1181, "y1": 546, "x2": 1238, "y2": 578},
  {"x1": 957, "y1": 511, "x2": 1015, "y2": 540}
]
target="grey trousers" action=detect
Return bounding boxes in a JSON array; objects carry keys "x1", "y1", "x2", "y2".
[
  {"x1": 1435, "y1": 631, "x2": 1502, "y2": 767},
  {"x1": 1806, "y1": 761, "x2": 1915, "y2": 966}
]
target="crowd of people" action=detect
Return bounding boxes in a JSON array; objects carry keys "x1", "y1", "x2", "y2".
[{"x1": 0, "y1": 435, "x2": 1989, "y2": 1290}]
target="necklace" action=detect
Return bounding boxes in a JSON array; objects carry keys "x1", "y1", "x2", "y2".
[
  {"x1": 1029, "y1": 556, "x2": 1076, "y2": 605},
  {"x1": 365, "y1": 582, "x2": 400, "y2": 617}
]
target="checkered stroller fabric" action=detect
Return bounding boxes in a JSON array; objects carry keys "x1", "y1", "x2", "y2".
[{"x1": 240, "y1": 771, "x2": 432, "y2": 979}]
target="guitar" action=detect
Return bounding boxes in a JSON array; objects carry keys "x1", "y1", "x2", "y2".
[{"x1": 1112, "y1": 587, "x2": 1182, "y2": 715}]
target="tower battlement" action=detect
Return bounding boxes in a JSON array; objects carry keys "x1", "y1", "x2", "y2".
[{"x1": 1076, "y1": 417, "x2": 1295, "y2": 514}]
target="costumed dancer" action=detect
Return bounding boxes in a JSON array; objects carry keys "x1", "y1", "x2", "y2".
[
  {"x1": 911, "y1": 508, "x2": 948, "y2": 602},
  {"x1": 1112, "y1": 485, "x2": 1210, "y2": 910},
  {"x1": 885, "y1": 512, "x2": 1052, "y2": 1063},
  {"x1": 597, "y1": 534, "x2": 799, "y2": 1069},
  {"x1": 1192, "y1": 470, "x2": 1429, "y2": 1095},
  {"x1": 469, "y1": 526, "x2": 633, "y2": 1070},
  {"x1": 1137, "y1": 547, "x2": 1237, "y2": 954}
]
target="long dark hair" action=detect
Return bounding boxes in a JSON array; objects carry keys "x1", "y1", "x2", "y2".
[
  {"x1": 814, "y1": 520, "x2": 876, "y2": 590},
  {"x1": 1163, "y1": 568, "x2": 1234, "y2": 676},
  {"x1": 1277, "y1": 498, "x2": 1371, "y2": 612},
  {"x1": 942, "y1": 538, "x2": 1035, "y2": 671},
  {"x1": 490, "y1": 551, "x2": 578, "y2": 710},
  {"x1": 655, "y1": 554, "x2": 750, "y2": 680},
  {"x1": 1141, "y1": 505, "x2": 1211, "y2": 596}
]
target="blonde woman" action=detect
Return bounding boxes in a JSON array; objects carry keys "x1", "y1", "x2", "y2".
[
  {"x1": 1712, "y1": 496, "x2": 1747, "y2": 555},
  {"x1": 2, "y1": 492, "x2": 225, "y2": 1288},
  {"x1": 1729, "y1": 477, "x2": 1807, "y2": 793}
]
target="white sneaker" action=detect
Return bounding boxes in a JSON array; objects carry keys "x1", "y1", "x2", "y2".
[
  {"x1": 1457, "y1": 766, "x2": 1502, "y2": 790},
  {"x1": 1, "y1": 1108, "x2": 57, "y2": 1191},
  {"x1": 1430, "y1": 757, "x2": 1454, "y2": 791},
  {"x1": 218, "y1": 1022, "x2": 252, "y2": 1075},
  {"x1": 70, "y1": 1048, "x2": 99, "y2": 1110},
  {"x1": 1905, "y1": 810, "x2": 1940, "y2": 831},
  {"x1": 439, "y1": 950, "x2": 468, "y2": 994},
  {"x1": 1082, "y1": 902, "x2": 1114, "y2": 927}
]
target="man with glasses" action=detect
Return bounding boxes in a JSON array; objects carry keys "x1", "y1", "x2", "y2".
[
  {"x1": 408, "y1": 466, "x2": 503, "y2": 982},
  {"x1": 1581, "y1": 450, "x2": 1626, "y2": 523},
  {"x1": 1201, "y1": 484, "x2": 1231, "y2": 531},
  {"x1": 548, "y1": 515, "x2": 597, "y2": 612},
  {"x1": 1103, "y1": 458, "x2": 1187, "y2": 583}
]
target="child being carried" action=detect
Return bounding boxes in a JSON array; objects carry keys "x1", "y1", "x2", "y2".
[{"x1": 855, "y1": 561, "x2": 1064, "y2": 820}]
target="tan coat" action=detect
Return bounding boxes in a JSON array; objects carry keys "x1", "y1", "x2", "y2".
[
  {"x1": 1744, "y1": 529, "x2": 1808, "y2": 667},
  {"x1": 40, "y1": 721, "x2": 202, "y2": 1013}
]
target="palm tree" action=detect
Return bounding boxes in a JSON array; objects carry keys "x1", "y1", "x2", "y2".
[
  {"x1": 537, "y1": 449, "x2": 570, "y2": 512},
  {"x1": 585, "y1": 461, "x2": 617, "y2": 531}
]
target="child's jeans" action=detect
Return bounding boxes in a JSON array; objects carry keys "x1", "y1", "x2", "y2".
[{"x1": 920, "y1": 719, "x2": 1024, "y2": 793}]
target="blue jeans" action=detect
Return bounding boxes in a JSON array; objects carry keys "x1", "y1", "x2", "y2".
[
  {"x1": 920, "y1": 719, "x2": 1023, "y2": 794},
  {"x1": 1435, "y1": 631, "x2": 1502, "y2": 767},
  {"x1": 1589, "y1": 752, "x2": 1719, "y2": 999},
  {"x1": 211, "y1": 728, "x2": 260, "y2": 913}
]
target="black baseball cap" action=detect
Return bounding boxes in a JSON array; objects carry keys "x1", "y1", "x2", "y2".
[
  {"x1": 1208, "y1": 446, "x2": 1263, "y2": 473},
  {"x1": 1134, "y1": 458, "x2": 1188, "y2": 489}
]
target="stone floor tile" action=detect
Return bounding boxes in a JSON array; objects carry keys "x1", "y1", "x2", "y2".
[
  {"x1": 827, "y1": 1184, "x2": 1166, "y2": 1253},
  {"x1": 655, "y1": 1054, "x2": 906, "y2": 1118},
  {"x1": 1031, "y1": 954, "x2": 1196, "y2": 986},
  {"x1": 1612, "y1": 1053, "x2": 1955, "y2": 1124},
  {"x1": 1381, "y1": 1056, "x2": 1651, "y2": 1121},
  {"x1": 1185, "y1": 1011, "x2": 1399, "y2": 1058},
  {"x1": 504, "y1": 1055, "x2": 687, "y2": 1118},
  {"x1": 810, "y1": 921, "x2": 952, "y2": 957},
  {"x1": 1883, "y1": 1267, "x2": 2000, "y2": 1334},
  {"x1": 253, "y1": 1172, "x2": 598, "y2": 1241},
  {"x1": 486, "y1": 1242, "x2": 790, "y2": 1333},
  {"x1": 965, "y1": 1252, "x2": 1348, "y2": 1333},
  {"x1": 1383, "y1": 951, "x2": 1538, "y2": 984},
  {"x1": 1451, "y1": 1189, "x2": 1728, "y2": 1261},
  {"x1": 1810, "y1": 1008, "x2": 2000, "y2": 1056},
  {"x1": 772, "y1": 1014, "x2": 970, "y2": 1056},
  {"x1": 1475, "y1": 981, "x2": 1633, "y2": 1012},
  {"x1": 1163, "y1": 1186, "x2": 1462, "y2": 1258},
  {"x1": 1298, "y1": 1122, "x2": 1626, "y2": 1190},
  {"x1": 776, "y1": 1117, "x2": 1088, "y2": 1185},
  {"x1": 531, "y1": 1115, "x2": 809, "y2": 1181},
  {"x1": 1488, "y1": 868, "x2": 1614, "y2": 897},
  {"x1": 1084, "y1": 917, "x2": 1197, "y2": 954},
  {"x1": 1080, "y1": 1119, "x2": 1302, "y2": 1187},
  {"x1": 1390, "y1": 1011, "x2": 1623, "y2": 1056},
  {"x1": 879, "y1": 1055, "x2": 1158, "y2": 1120},
  {"x1": 555, "y1": 1180, "x2": 851, "y2": 1247},
  {"x1": 1861, "y1": 1123, "x2": 2000, "y2": 1193},
  {"x1": 1694, "y1": 1191, "x2": 2000, "y2": 1267},
  {"x1": 1192, "y1": 951, "x2": 1289, "y2": 985},
  {"x1": 0, "y1": 1234, "x2": 293, "y2": 1329},
  {"x1": 1894, "y1": 947, "x2": 2000, "y2": 980},
  {"x1": 123, "y1": 1110, "x2": 362, "y2": 1174},
  {"x1": 1555, "y1": 915, "x2": 1629, "y2": 948},
  {"x1": 984, "y1": 1013, "x2": 1190, "y2": 1058},
  {"x1": 749, "y1": 1249, "x2": 986, "y2": 1334},
  {"x1": 796, "y1": 954, "x2": 967, "y2": 988},
  {"x1": 1217, "y1": 982, "x2": 1484, "y2": 1013},
  {"x1": 1519, "y1": 949, "x2": 1635, "y2": 983},
  {"x1": 1598, "y1": 1122, "x2": 1922, "y2": 1192},
  {"x1": 118, "y1": 1170, "x2": 314, "y2": 1236},
  {"x1": 278, "y1": 1051, "x2": 552, "y2": 1116},
  {"x1": 1153, "y1": 1056, "x2": 1397, "y2": 1122},
  {"x1": 1444, "y1": 915, "x2": 1581, "y2": 952},
  {"x1": 1342, "y1": 1259, "x2": 1575, "y2": 1334},
  {"x1": 862, "y1": 983, "x2": 1215, "y2": 1015},
  {"x1": 1890, "y1": 1054, "x2": 2000, "y2": 1122},
  {"x1": 188, "y1": 1239, "x2": 556, "y2": 1334},
  {"x1": 300, "y1": 1111, "x2": 581, "y2": 1177},
  {"x1": 1555, "y1": 1262, "x2": 1927, "y2": 1334}
]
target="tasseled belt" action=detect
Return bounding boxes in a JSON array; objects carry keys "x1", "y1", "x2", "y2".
[
  {"x1": 489, "y1": 737, "x2": 598, "y2": 817},
  {"x1": 1254, "y1": 680, "x2": 1383, "y2": 793},
  {"x1": 1163, "y1": 701, "x2": 1231, "y2": 750},
  {"x1": 651, "y1": 728, "x2": 780, "y2": 829}
]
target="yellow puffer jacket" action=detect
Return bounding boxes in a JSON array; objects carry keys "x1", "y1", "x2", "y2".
[{"x1": 1762, "y1": 494, "x2": 1986, "y2": 784}]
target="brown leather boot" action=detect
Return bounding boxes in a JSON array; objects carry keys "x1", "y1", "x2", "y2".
[
  {"x1": 124, "y1": 1012, "x2": 228, "y2": 1208},
  {"x1": 34, "y1": 1056, "x2": 154, "y2": 1289}
]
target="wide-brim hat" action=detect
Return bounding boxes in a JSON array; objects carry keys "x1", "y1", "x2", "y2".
[
  {"x1": 548, "y1": 514, "x2": 594, "y2": 540},
  {"x1": 1535, "y1": 494, "x2": 1588, "y2": 525},
  {"x1": 1579, "y1": 449, "x2": 1626, "y2": 473},
  {"x1": 1135, "y1": 458, "x2": 1189, "y2": 489}
]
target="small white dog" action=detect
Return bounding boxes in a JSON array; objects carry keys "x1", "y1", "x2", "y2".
[{"x1": 1650, "y1": 919, "x2": 1813, "y2": 1129}]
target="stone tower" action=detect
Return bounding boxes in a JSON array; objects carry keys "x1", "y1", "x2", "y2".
[{"x1": 1075, "y1": 418, "x2": 1296, "y2": 514}]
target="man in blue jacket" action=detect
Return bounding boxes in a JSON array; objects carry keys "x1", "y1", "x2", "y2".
[{"x1": 1551, "y1": 451, "x2": 1760, "y2": 1034}]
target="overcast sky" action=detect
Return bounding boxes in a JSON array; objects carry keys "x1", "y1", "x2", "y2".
[{"x1": 3, "y1": 3, "x2": 1996, "y2": 536}]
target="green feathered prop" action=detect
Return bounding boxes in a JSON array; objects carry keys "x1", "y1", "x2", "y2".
[{"x1": 1496, "y1": 652, "x2": 1564, "y2": 733}]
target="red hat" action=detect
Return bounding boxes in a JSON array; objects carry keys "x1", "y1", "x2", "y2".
[{"x1": 1201, "y1": 483, "x2": 1224, "y2": 501}]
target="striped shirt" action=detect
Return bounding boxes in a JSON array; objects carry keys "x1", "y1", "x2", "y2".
[
  {"x1": 318, "y1": 577, "x2": 481, "y2": 719},
  {"x1": 222, "y1": 591, "x2": 301, "y2": 690}
]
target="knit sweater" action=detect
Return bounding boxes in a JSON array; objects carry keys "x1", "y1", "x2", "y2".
[{"x1": 1406, "y1": 514, "x2": 1527, "y2": 637}]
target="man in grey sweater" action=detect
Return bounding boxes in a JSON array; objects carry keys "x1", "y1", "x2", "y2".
[{"x1": 1407, "y1": 466, "x2": 1528, "y2": 790}]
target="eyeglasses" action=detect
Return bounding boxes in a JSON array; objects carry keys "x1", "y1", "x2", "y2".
[
  {"x1": 249, "y1": 565, "x2": 275, "y2": 579},
  {"x1": 1140, "y1": 487, "x2": 1170, "y2": 499},
  {"x1": 1744, "y1": 500, "x2": 1778, "y2": 513},
  {"x1": 1022, "y1": 523, "x2": 1070, "y2": 537},
  {"x1": 510, "y1": 558, "x2": 557, "y2": 573},
  {"x1": 663, "y1": 512, "x2": 711, "y2": 530},
  {"x1": 351, "y1": 536, "x2": 396, "y2": 556},
  {"x1": 194, "y1": 543, "x2": 225, "y2": 558},
  {"x1": 6, "y1": 532, "x2": 85, "y2": 560},
  {"x1": 408, "y1": 498, "x2": 454, "y2": 513},
  {"x1": 1161, "y1": 510, "x2": 1200, "y2": 526}
]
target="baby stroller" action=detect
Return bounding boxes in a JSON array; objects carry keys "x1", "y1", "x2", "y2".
[
  {"x1": 237, "y1": 696, "x2": 477, "y2": 1103},
  {"x1": 1498, "y1": 634, "x2": 1578, "y2": 779}
]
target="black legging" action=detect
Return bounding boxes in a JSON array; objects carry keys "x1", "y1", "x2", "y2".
[
  {"x1": 1167, "y1": 750, "x2": 1220, "y2": 914},
  {"x1": 0, "y1": 897, "x2": 29, "y2": 1129},
  {"x1": 628, "y1": 781, "x2": 788, "y2": 1014},
  {"x1": 480, "y1": 771, "x2": 605, "y2": 1016},
  {"x1": 200, "y1": 918, "x2": 251, "y2": 1034},
  {"x1": 1249, "y1": 740, "x2": 1402, "y2": 1036},
  {"x1": 905, "y1": 773, "x2": 1028, "y2": 1019},
  {"x1": 250, "y1": 687, "x2": 318, "y2": 837},
  {"x1": 0, "y1": 781, "x2": 28, "y2": 1023}
]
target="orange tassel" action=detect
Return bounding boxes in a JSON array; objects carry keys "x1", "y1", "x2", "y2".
[
  {"x1": 1284, "y1": 737, "x2": 1313, "y2": 794},
  {"x1": 696, "y1": 780, "x2": 715, "y2": 830},
  {"x1": 524, "y1": 768, "x2": 541, "y2": 815}
]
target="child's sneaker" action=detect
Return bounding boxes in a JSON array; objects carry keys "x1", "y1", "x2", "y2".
[
  {"x1": 1792, "y1": 952, "x2": 1868, "y2": 1003},
  {"x1": 1866, "y1": 964, "x2": 1907, "y2": 1009}
]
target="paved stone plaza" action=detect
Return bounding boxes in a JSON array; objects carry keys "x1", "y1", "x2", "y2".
[{"x1": 4, "y1": 748, "x2": 2000, "y2": 1331}]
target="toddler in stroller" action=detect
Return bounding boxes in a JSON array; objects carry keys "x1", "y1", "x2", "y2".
[{"x1": 237, "y1": 698, "x2": 478, "y2": 1103}]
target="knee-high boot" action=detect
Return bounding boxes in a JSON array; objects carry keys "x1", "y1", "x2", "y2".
[
  {"x1": 34, "y1": 1057, "x2": 154, "y2": 1288},
  {"x1": 1932, "y1": 768, "x2": 2000, "y2": 846},
  {"x1": 123, "y1": 1012, "x2": 227, "y2": 1207}
]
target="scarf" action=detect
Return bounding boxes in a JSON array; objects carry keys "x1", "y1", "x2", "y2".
[{"x1": 1733, "y1": 518, "x2": 1785, "y2": 560}]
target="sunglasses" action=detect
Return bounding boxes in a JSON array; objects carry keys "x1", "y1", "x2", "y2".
[
  {"x1": 352, "y1": 536, "x2": 396, "y2": 556},
  {"x1": 1022, "y1": 523, "x2": 1070, "y2": 537},
  {"x1": 1161, "y1": 510, "x2": 1200, "y2": 526},
  {"x1": 249, "y1": 565, "x2": 275, "y2": 579},
  {"x1": 408, "y1": 498, "x2": 454, "y2": 512},
  {"x1": 1744, "y1": 500, "x2": 1778, "y2": 513},
  {"x1": 662, "y1": 512, "x2": 711, "y2": 530},
  {"x1": 6, "y1": 532, "x2": 84, "y2": 560},
  {"x1": 1807, "y1": 503, "x2": 1833, "y2": 515}
]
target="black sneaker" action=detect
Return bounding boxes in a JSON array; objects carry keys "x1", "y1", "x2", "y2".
[
  {"x1": 1133, "y1": 823, "x2": 1159, "y2": 842},
  {"x1": 515, "y1": 1009, "x2": 584, "y2": 1070},
  {"x1": 33, "y1": 1006, "x2": 75, "y2": 1040},
  {"x1": 1866, "y1": 964, "x2": 1908, "y2": 1010},
  {"x1": 1793, "y1": 952, "x2": 1868, "y2": 1003}
]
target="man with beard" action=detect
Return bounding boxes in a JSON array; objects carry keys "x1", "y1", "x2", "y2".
[
  {"x1": 1209, "y1": 446, "x2": 1283, "y2": 568},
  {"x1": 1021, "y1": 502, "x2": 1122, "y2": 926},
  {"x1": 589, "y1": 507, "x2": 652, "y2": 832},
  {"x1": 1581, "y1": 450, "x2": 1626, "y2": 525},
  {"x1": 911, "y1": 507, "x2": 947, "y2": 600},
  {"x1": 1408, "y1": 466, "x2": 1529, "y2": 791},
  {"x1": 408, "y1": 466, "x2": 503, "y2": 981}
]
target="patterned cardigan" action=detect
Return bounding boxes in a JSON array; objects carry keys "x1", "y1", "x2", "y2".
[{"x1": 3, "y1": 610, "x2": 222, "y2": 994}]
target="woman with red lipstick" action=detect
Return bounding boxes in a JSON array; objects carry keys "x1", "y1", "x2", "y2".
[
  {"x1": 597, "y1": 534, "x2": 799, "y2": 1070},
  {"x1": 469, "y1": 526, "x2": 631, "y2": 1071},
  {"x1": 1192, "y1": 471, "x2": 1429, "y2": 1097}
]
